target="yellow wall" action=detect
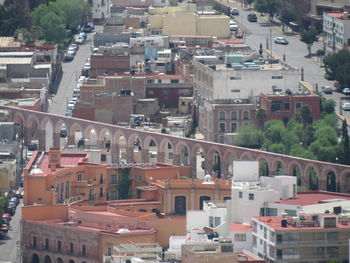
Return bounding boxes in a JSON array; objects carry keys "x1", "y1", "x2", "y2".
[
  {"x1": 0, "y1": 160, "x2": 16, "y2": 192},
  {"x1": 163, "y1": 12, "x2": 197, "y2": 36},
  {"x1": 197, "y1": 16, "x2": 230, "y2": 38},
  {"x1": 148, "y1": 14, "x2": 164, "y2": 29}
]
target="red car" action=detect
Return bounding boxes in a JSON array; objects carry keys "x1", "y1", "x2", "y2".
[
  {"x1": 235, "y1": 32, "x2": 244, "y2": 39},
  {"x1": 0, "y1": 224, "x2": 9, "y2": 233},
  {"x1": 2, "y1": 213, "x2": 11, "y2": 221}
]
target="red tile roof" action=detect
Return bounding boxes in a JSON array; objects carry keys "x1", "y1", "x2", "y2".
[
  {"x1": 276, "y1": 191, "x2": 350, "y2": 206},
  {"x1": 326, "y1": 12, "x2": 350, "y2": 20},
  {"x1": 230, "y1": 223, "x2": 252, "y2": 232}
]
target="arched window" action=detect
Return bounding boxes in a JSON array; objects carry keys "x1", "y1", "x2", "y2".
[
  {"x1": 82, "y1": 244, "x2": 86, "y2": 257},
  {"x1": 31, "y1": 254, "x2": 39, "y2": 263},
  {"x1": 174, "y1": 196, "x2": 186, "y2": 215},
  {"x1": 99, "y1": 174, "x2": 104, "y2": 184},
  {"x1": 44, "y1": 255, "x2": 51, "y2": 263}
]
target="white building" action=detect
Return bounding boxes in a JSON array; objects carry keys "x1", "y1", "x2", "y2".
[
  {"x1": 91, "y1": 0, "x2": 110, "y2": 21},
  {"x1": 323, "y1": 12, "x2": 350, "y2": 54}
]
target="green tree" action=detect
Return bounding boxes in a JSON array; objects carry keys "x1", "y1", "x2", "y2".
[
  {"x1": 290, "y1": 144, "x2": 316, "y2": 159},
  {"x1": 264, "y1": 120, "x2": 286, "y2": 145},
  {"x1": 282, "y1": 130, "x2": 299, "y2": 154},
  {"x1": 245, "y1": 0, "x2": 254, "y2": 7},
  {"x1": 340, "y1": 119, "x2": 350, "y2": 164},
  {"x1": 320, "y1": 97, "x2": 336, "y2": 115},
  {"x1": 14, "y1": 28, "x2": 35, "y2": 44},
  {"x1": 300, "y1": 104, "x2": 313, "y2": 128},
  {"x1": 37, "y1": 11, "x2": 66, "y2": 43},
  {"x1": 0, "y1": 0, "x2": 31, "y2": 36},
  {"x1": 256, "y1": 108, "x2": 267, "y2": 130},
  {"x1": 254, "y1": 0, "x2": 281, "y2": 22},
  {"x1": 235, "y1": 124, "x2": 264, "y2": 148},
  {"x1": 269, "y1": 143, "x2": 285, "y2": 154},
  {"x1": 335, "y1": 63, "x2": 350, "y2": 89},
  {"x1": 323, "y1": 50, "x2": 350, "y2": 85},
  {"x1": 300, "y1": 27, "x2": 319, "y2": 57},
  {"x1": 280, "y1": 9, "x2": 295, "y2": 33}
]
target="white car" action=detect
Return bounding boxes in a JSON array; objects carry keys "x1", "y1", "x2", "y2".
[
  {"x1": 274, "y1": 37, "x2": 289, "y2": 45},
  {"x1": 343, "y1": 103, "x2": 350, "y2": 111},
  {"x1": 75, "y1": 36, "x2": 84, "y2": 44},
  {"x1": 67, "y1": 101, "x2": 75, "y2": 109},
  {"x1": 230, "y1": 24, "x2": 238, "y2": 32}
]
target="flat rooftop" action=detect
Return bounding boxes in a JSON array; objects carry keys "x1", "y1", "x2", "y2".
[{"x1": 276, "y1": 191, "x2": 350, "y2": 206}]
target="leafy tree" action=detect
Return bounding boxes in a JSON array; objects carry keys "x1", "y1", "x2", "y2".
[
  {"x1": 340, "y1": 119, "x2": 350, "y2": 165},
  {"x1": 14, "y1": 28, "x2": 35, "y2": 44},
  {"x1": 335, "y1": 63, "x2": 350, "y2": 89},
  {"x1": 0, "y1": 0, "x2": 31, "y2": 36},
  {"x1": 245, "y1": 0, "x2": 255, "y2": 7},
  {"x1": 256, "y1": 108, "x2": 267, "y2": 130},
  {"x1": 0, "y1": 197, "x2": 5, "y2": 215},
  {"x1": 235, "y1": 124, "x2": 264, "y2": 148},
  {"x1": 300, "y1": 27, "x2": 319, "y2": 57},
  {"x1": 254, "y1": 0, "x2": 281, "y2": 22},
  {"x1": 269, "y1": 143, "x2": 285, "y2": 154},
  {"x1": 320, "y1": 97, "x2": 336, "y2": 115},
  {"x1": 300, "y1": 104, "x2": 313, "y2": 127},
  {"x1": 280, "y1": 9, "x2": 295, "y2": 32},
  {"x1": 264, "y1": 120, "x2": 286, "y2": 145},
  {"x1": 36, "y1": 11, "x2": 66, "y2": 43},
  {"x1": 282, "y1": 130, "x2": 299, "y2": 154},
  {"x1": 309, "y1": 126, "x2": 338, "y2": 162},
  {"x1": 290, "y1": 144, "x2": 316, "y2": 159},
  {"x1": 323, "y1": 50, "x2": 350, "y2": 82}
]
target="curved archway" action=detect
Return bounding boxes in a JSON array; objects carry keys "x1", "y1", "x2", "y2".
[
  {"x1": 309, "y1": 167, "x2": 318, "y2": 190},
  {"x1": 272, "y1": 159, "x2": 285, "y2": 175},
  {"x1": 128, "y1": 134, "x2": 142, "y2": 163},
  {"x1": 54, "y1": 119, "x2": 68, "y2": 149},
  {"x1": 339, "y1": 171, "x2": 350, "y2": 193},
  {"x1": 259, "y1": 158, "x2": 269, "y2": 177},
  {"x1": 56, "y1": 258, "x2": 63, "y2": 263},
  {"x1": 239, "y1": 152, "x2": 253, "y2": 161},
  {"x1": 44, "y1": 255, "x2": 51, "y2": 263},
  {"x1": 143, "y1": 136, "x2": 158, "y2": 163},
  {"x1": 98, "y1": 128, "x2": 112, "y2": 150},
  {"x1": 174, "y1": 142, "x2": 190, "y2": 166},
  {"x1": 68, "y1": 260, "x2": 75, "y2": 263},
  {"x1": 13, "y1": 112, "x2": 25, "y2": 141},
  {"x1": 68, "y1": 122, "x2": 83, "y2": 146},
  {"x1": 327, "y1": 171, "x2": 337, "y2": 192},
  {"x1": 113, "y1": 131, "x2": 127, "y2": 164},
  {"x1": 31, "y1": 254, "x2": 40, "y2": 263},
  {"x1": 26, "y1": 115, "x2": 40, "y2": 145},
  {"x1": 83, "y1": 125, "x2": 98, "y2": 148},
  {"x1": 223, "y1": 150, "x2": 238, "y2": 179},
  {"x1": 158, "y1": 139, "x2": 174, "y2": 164}
]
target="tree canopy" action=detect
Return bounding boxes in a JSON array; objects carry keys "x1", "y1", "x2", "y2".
[
  {"x1": 300, "y1": 27, "x2": 319, "y2": 57},
  {"x1": 323, "y1": 50, "x2": 350, "y2": 89},
  {"x1": 254, "y1": 0, "x2": 281, "y2": 21}
]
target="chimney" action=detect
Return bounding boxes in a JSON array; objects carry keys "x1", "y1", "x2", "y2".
[{"x1": 48, "y1": 148, "x2": 61, "y2": 171}]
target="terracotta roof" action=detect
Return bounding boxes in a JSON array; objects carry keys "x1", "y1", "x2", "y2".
[
  {"x1": 146, "y1": 74, "x2": 184, "y2": 80},
  {"x1": 326, "y1": 12, "x2": 350, "y2": 20},
  {"x1": 276, "y1": 191, "x2": 350, "y2": 206},
  {"x1": 230, "y1": 223, "x2": 252, "y2": 232}
]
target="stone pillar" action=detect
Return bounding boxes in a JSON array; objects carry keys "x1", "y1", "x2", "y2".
[
  {"x1": 157, "y1": 152, "x2": 165, "y2": 163},
  {"x1": 167, "y1": 189, "x2": 172, "y2": 214},
  {"x1": 301, "y1": 169, "x2": 311, "y2": 190},
  {"x1": 189, "y1": 156, "x2": 197, "y2": 178},
  {"x1": 190, "y1": 188, "x2": 195, "y2": 210},
  {"x1": 220, "y1": 161, "x2": 229, "y2": 179},
  {"x1": 173, "y1": 154, "x2": 181, "y2": 166},
  {"x1": 38, "y1": 129, "x2": 46, "y2": 151},
  {"x1": 141, "y1": 149, "x2": 150, "y2": 163},
  {"x1": 53, "y1": 132, "x2": 60, "y2": 148},
  {"x1": 214, "y1": 189, "x2": 219, "y2": 201},
  {"x1": 126, "y1": 146, "x2": 134, "y2": 163},
  {"x1": 205, "y1": 158, "x2": 213, "y2": 176},
  {"x1": 24, "y1": 126, "x2": 31, "y2": 145},
  {"x1": 67, "y1": 134, "x2": 75, "y2": 146},
  {"x1": 318, "y1": 174, "x2": 327, "y2": 191},
  {"x1": 111, "y1": 144, "x2": 120, "y2": 163}
]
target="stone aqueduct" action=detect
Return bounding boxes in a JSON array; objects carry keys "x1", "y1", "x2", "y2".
[{"x1": 2, "y1": 105, "x2": 350, "y2": 193}]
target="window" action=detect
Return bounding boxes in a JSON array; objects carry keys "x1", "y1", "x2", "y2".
[
  {"x1": 243, "y1": 111, "x2": 249, "y2": 120},
  {"x1": 230, "y1": 76, "x2": 242, "y2": 80},
  {"x1": 326, "y1": 232, "x2": 338, "y2": 241},
  {"x1": 231, "y1": 89, "x2": 240, "y2": 92},
  {"x1": 296, "y1": 102, "x2": 302, "y2": 109},
  {"x1": 171, "y1": 79, "x2": 179, "y2": 83},
  {"x1": 219, "y1": 135, "x2": 224, "y2": 143},
  {"x1": 239, "y1": 191, "x2": 243, "y2": 198},
  {"x1": 313, "y1": 232, "x2": 325, "y2": 241},
  {"x1": 231, "y1": 111, "x2": 237, "y2": 120},
  {"x1": 57, "y1": 240, "x2": 62, "y2": 252},
  {"x1": 101, "y1": 154, "x2": 106, "y2": 162},
  {"x1": 99, "y1": 174, "x2": 104, "y2": 184},
  {"x1": 231, "y1": 122, "x2": 237, "y2": 132},
  {"x1": 109, "y1": 174, "x2": 118, "y2": 184},
  {"x1": 271, "y1": 101, "x2": 282, "y2": 112},
  {"x1": 272, "y1": 76, "x2": 283, "y2": 79},
  {"x1": 99, "y1": 187, "x2": 104, "y2": 198},
  {"x1": 219, "y1": 123, "x2": 226, "y2": 132},
  {"x1": 77, "y1": 173, "x2": 83, "y2": 182},
  {"x1": 82, "y1": 244, "x2": 86, "y2": 257},
  {"x1": 32, "y1": 236, "x2": 37, "y2": 249},
  {"x1": 284, "y1": 102, "x2": 290, "y2": 111},
  {"x1": 147, "y1": 80, "x2": 153, "y2": 84},
  {"x1": 70, "y1": 242, "x2": 74, "y2": 254},
  {"x1": 136, "y1": 175, "x2": 143, "y2": 182},
  {"x1": 285, "y1": 209, "x2": 297, "y2": 216},
  {"x1": 219, "y1": 111, "x2": 226, "y2": 120},
  {"x1": 234, "y1": 234, "x2": 246, "y2": 241},
  {"x1": 148, "y1": 90, "x2": 154, "y2": 95},
  {"x1": 327, "y1": 247, "x2": 338, "y2": 257},
  {"x1": 158, "y1": 79, "x2": 162, "y2": 84},
  {"x1": 249, "y1": 193, "x2": 254, "y2": 200},
  {"x1": 209, "y1": 216, "x2": 221, "y2": 227},
  {"x1": 45, "y1": 238, "x2": 49, "y2": 250},
  {"x1": 107, "y1": 247, "x2": 112, "y2": 256}
]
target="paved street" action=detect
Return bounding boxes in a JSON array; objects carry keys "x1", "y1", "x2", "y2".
[
  {"x1": 48, "y1": 33, "x2": 94, "y2": 116},
  {"x1": 0, "y1": 201, "x2": 22, "y2": 263},
  {"x1": 228, "y1": 2, "x2": 350, "y2": 120}
]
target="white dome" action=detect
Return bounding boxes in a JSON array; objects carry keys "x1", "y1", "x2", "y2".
[
  {"x1": 117, "y1": 228, "x2": 130, "y2": 234},
  {"x1": 204, "y1": 174, "x2": 212, "y2": 180},
  {"x1": 30, "y1": 168, "x2": 44, "y2": 175}
]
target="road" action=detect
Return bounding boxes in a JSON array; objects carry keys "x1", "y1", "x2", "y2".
[
  {"x1": 0, "y1": 201, "x2": 22, "y2": 262},
  {"x1": 227, "y1": 1, "x2": 350, "y2": 119},
  {"x1": 48, "y1": 33, "x2": 94, "y2": 116}
]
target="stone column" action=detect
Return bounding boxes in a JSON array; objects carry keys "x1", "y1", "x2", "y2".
[
  {"x1": 141, "y1": 149, "x2": 150, "y2": 163},
  {"x1": 126, "y1": 146, "x2": 134, "y2": 163},
  {"x1": 205, "y1": 158, "x2": 213, "y2": 176},
  {"x1": 190, "y1": 188, "x2": 195, "y2": 210},
  {"x1": 167, "y1": 189, "x2": 172, "y2": 215},
  {"x1": 67, "y1": 133, "x2": 76, "y2": 146},
  {"x1": 220, "y1": 161, "x2": 229, "y2": 179},
  {"x1": 157, "y1": 152, "x2": 165, "y2": 163},
  {"x1": 38, "y1": 129, "x2": 46, "y2": 151},
  {"x1": 301, "y1": 169, "x2": 311, "y2": 190},
  {"x1": 318, "y1": 175, "x2": 327, "y2": 191},
  {"x1": 53, "y1": 132, "x2": 60, "y2": 148},
  {"x1": 111, "y1": 144, "x2": 120, "y2": 163},
  {"x1": 189, "y1": 156, "x2": 197, "y2": 178},
  {"x1": 24, "y1": 126, "x2": 31, "y2": 145},
  {"x1": 173, "y1": 154, "x2": 181, "y2": 166}
]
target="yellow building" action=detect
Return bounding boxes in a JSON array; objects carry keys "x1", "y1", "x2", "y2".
[
  {"x1": 148, "y1": 11, "x2": 230, "y2": 38},
  {"x1": 0, "y1": 159, "x2": 17, "y2": 192}
]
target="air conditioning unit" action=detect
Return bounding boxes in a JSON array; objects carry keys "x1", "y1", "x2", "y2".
[{"x1": 233, "y1": 99, "x2": 242, "y2": 103}]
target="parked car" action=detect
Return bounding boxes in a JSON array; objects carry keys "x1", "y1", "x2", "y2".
[
  {"x1": 27, "y1": 143, "x2": 38, "y2": 151},
  {"x1": 230, "y1": 7, "x2": 239, "y2": 16},
  {"x1": 0, "y1": 224, "x2": 9, "y2": 233},
  {"x1": 343, "y1": 88, "x2": 350, "y2": 95},
  {"x1": 83, "y1": 23, "x2": 94, "y2": 33},
  {"x1": 69, "y1": 43, "x2": 79, "y2": 52},
  {"x1": 324, "y1": 72, "x2": 335, "y2": 81},
  {"x1": 2, "y1": 213, "x2": 11, "y2": 221},
  {"x1": 79, "y1": 32, "x2": 87, "y2": 40},
  {"x1": 230, "y1": 24, "x2": 238, "y2": 31},
  {"x1": 74, "y1": 35, "x2": 84, "y2": 44},
  {"x1": 64, "y1": 52, "x2": 74, "y2": 62},
  {"x1": 247, "y1": 13, "x2": 257, "y2": 22},
  {"x1": 323, "y1": 86, "x2": 333, "y2": 94},
  {"x1": 343, "y1": 102, "x2": 350, "y2": 111},
  {"x1": 274, "y1": 37, "x2": 289, "y2": 45},
  {"x1": 235, "y1": 31, "x2": 244, "y2": 38},
  {"x1": 66, "y1": 109, "x2": 73, "y2": 117},
  {"x1": 10, "y1": 197, "x2": 19, "y2": 206},
  {"x1": 67, "y1": 101, "x2": 75, "y2": 110}
]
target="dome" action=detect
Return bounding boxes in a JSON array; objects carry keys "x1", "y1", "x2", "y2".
[
  {"x1": 117, "y1": 228, "x2": 130, "y2": 234},
  {"x1": 204, "y1": 174, "x2": 212, "y2": 180},
  {"x1": 30, "y1": 168, "x2": 44, "y2": 175}
]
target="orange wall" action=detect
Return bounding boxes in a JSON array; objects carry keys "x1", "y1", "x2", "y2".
[
  {"x1": 22, "y1": 205, "x2": 68, "y2": 221},
  {"x1": 24, "y1": 176, "x2": 53, "y2": 205}
]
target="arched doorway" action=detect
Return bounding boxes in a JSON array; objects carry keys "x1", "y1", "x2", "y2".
[
  {"x1": 31, "y1": 254, "x2": 40, "y2": 263},
  {"x1": 148, "y1": 139, "x2": 158, "y2": 163},
  {"x1": 56, "y1": 258, "x2": 63, "y2": 263},
  {"x1": 309, "y1": 168, "x2": 318, "y2": 190},
  {"x1": 292, "y1": 165, "x2": 301, "y2": 186},
  {"x1": 69, "y1": 260, "x2": 75, "y2": 263},
  {"x1": 276, "y1": 161, "x2": 284, "y2": 175},
  {"x1": 174, "y1": 196, "x2": 186, "y2": 215},
  {"x1": 260, "y1": 159, "x2": 269, "y2": 177},
  {"x1": 212, "y1": 151, "x2": 221, "y2": 178},
  {"x1": 199, "y1": 196, "x2": 211, "y2": 210},
  {"x1": 44, "y1": 256, "x2": 51, "y2": 263},
  {"x1": 192, "y1": 145, "x2": 205, "y2": 179},
  {"x1": 180, "y1": 146, "x2": 189, "y2": 166},
  {"x1": 327, "y1": 171, "x2": 337, "y2": 192}
]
